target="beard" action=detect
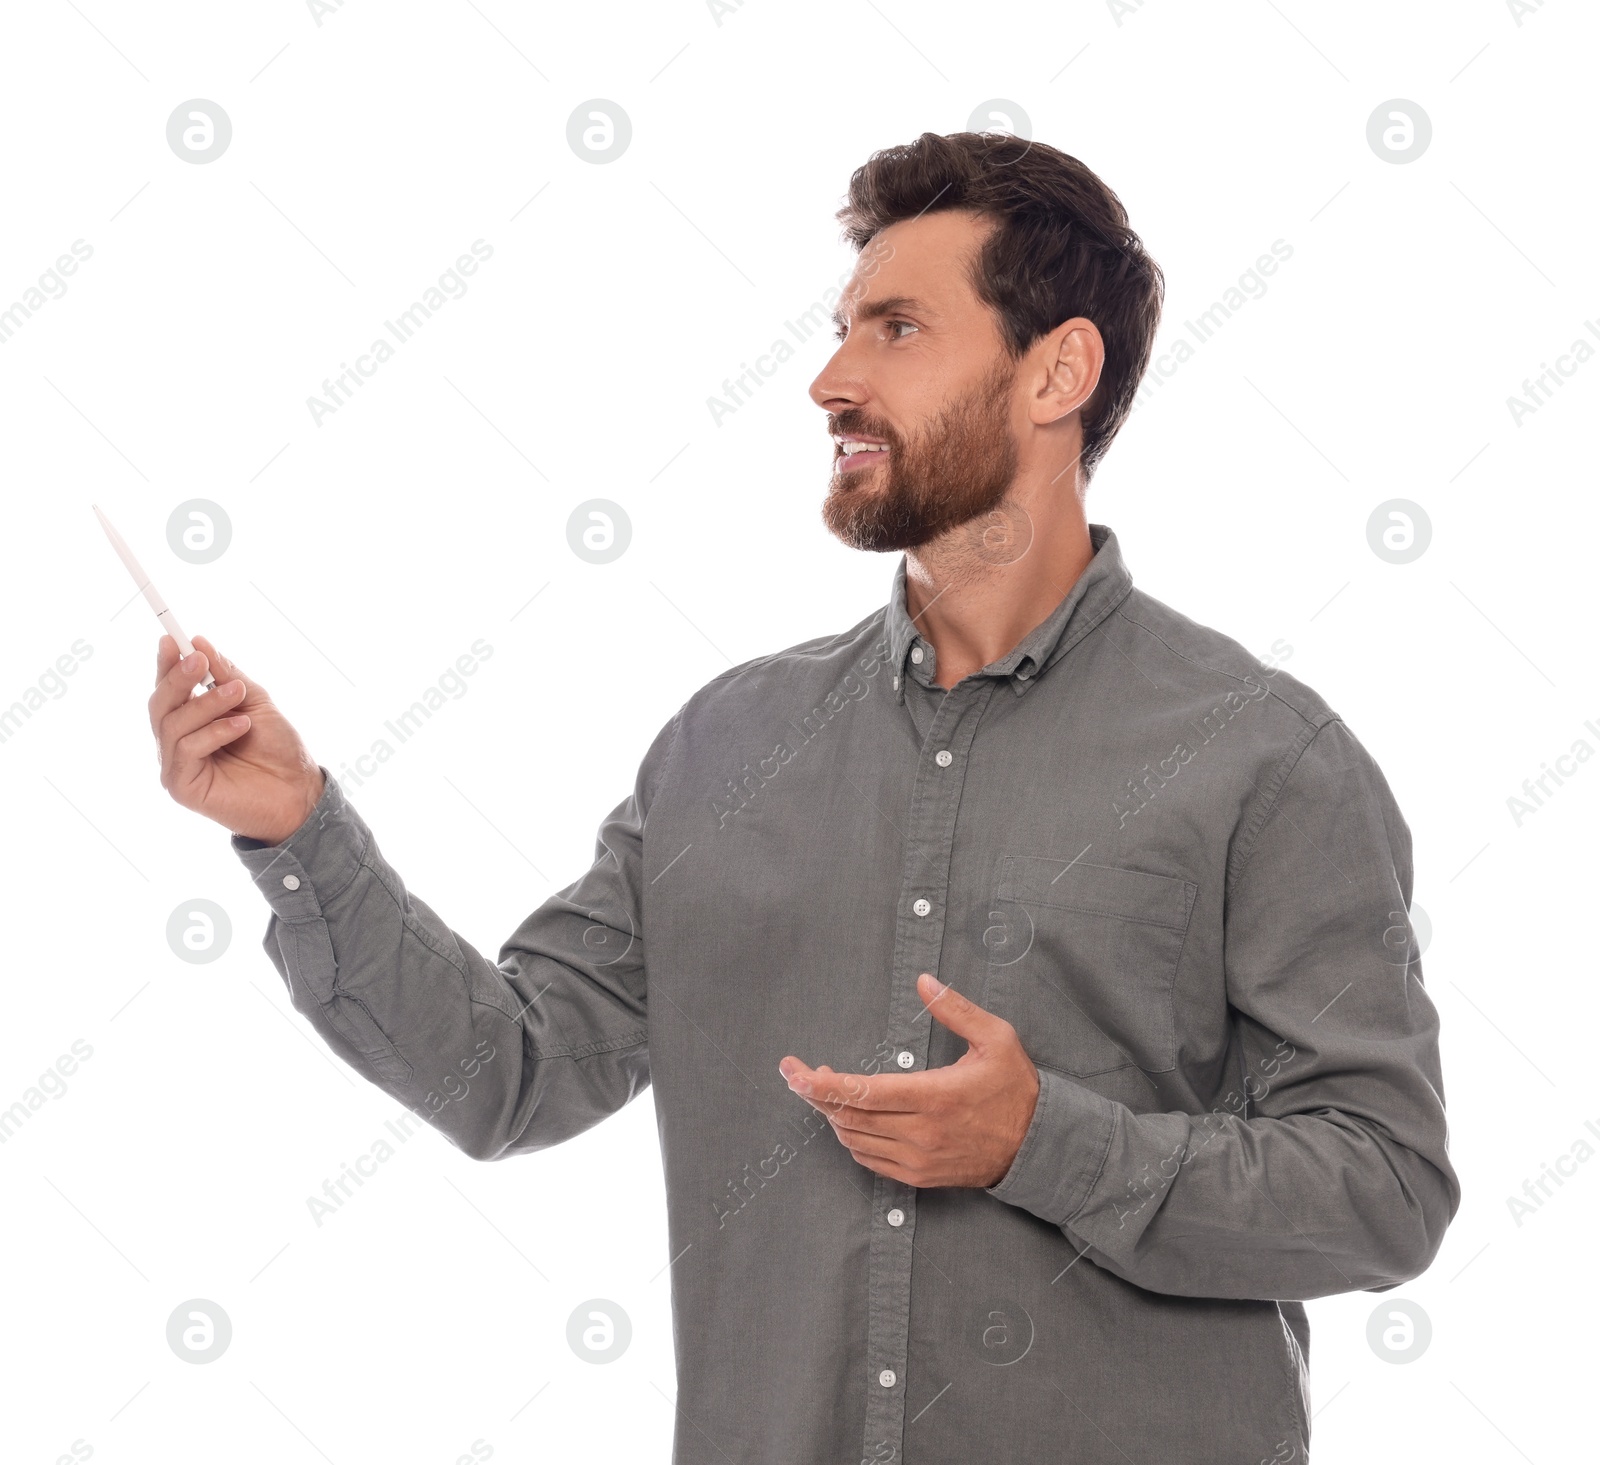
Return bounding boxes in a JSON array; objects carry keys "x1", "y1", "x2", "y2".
[{"x1": 821, "y1": 354, "x2": 1021, "y2": 554}]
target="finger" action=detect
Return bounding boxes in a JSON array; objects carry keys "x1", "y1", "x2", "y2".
[
  {"x1": 834, "y1": 1130, "x2": 905, "y2": 1164},
  {"x1": 148, "y1": 638, "x2": 214, "y2": 736},
  {"x1": 785, "y1": 1062, "x2": 926, "y2": 1113},
  {"x1": 828, "y1": 1106, "x2": 914, "y2": 1142},
  {"x1": 191, "y1": 635, "x2": 260, "y2": 704},
  {"x1": 842, "y1": 1142, "x2": 919, "y2": 1185},
  {"x1": 918, "y1": 972, "x2": 1009, "y2": 1046},
  {"x1": 170, "y1": 709, "x2": 253, "y2": 774},
  {"x1": 160, "y1": 674, "x2": 248, "y2": 759}
]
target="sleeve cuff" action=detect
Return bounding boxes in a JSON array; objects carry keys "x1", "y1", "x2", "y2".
[
  {"x1": 229, "y1": 765, "x2": 369, "y2": 921},
  {"x1": 985, "y1": 1065, "x2": 1120, "y2": 1227}
]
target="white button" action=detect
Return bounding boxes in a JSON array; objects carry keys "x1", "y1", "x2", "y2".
[
  {"x1": 879, "y1": 1369, "x2": 897, "y2": 1388},
  {"x1": 934, "y1": 749, "x2": 953, "y2": 767},
  {"x1": 896, "y1": 1050, "x2": 915, "y2": 1069},
  {"x1": 912, "y1": 898, "x2": 931, "y2": 917},
  {"x1": 282, "y1": 875, "x2": 300, "y2": 890},
  {"x1": 910, "y1": 646, "x2": 924, "y2": 664},
  {"x1": 892, "y1": 675, "x2": 900, "y2": 690},
  {"x1": 887, "y1": 1208, "x2": 905, "y2": 1227}
]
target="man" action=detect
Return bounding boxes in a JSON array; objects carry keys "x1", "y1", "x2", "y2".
[{"x1": 150, "y1": 131, "x2": 1458, "y2": 1464}]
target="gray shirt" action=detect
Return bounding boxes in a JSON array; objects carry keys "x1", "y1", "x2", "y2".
[{"x1": 233, "y1": 523, "x2": 1458, "y2": 1465}]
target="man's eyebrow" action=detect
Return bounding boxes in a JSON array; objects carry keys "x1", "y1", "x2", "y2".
[{"x1": 830, "y1": 295, "x2": 927, "y2": 333}]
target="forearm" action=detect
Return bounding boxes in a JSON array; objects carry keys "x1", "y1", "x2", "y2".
[
  {"x1": 989, "y1": 1067, "x2": 1457, "y2": 1301},
  {"x1": 235, "y1": 766, "x2": 650, "y2": 1161}
]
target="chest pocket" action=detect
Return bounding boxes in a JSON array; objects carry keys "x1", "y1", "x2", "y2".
[{"x1": 983, "y1": 855, "x2": 1197, "y2": 1079}]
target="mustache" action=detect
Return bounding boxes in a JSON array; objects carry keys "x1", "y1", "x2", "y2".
[{"x1": 829, "y1": 414, "x2": 899, "y2": 447}]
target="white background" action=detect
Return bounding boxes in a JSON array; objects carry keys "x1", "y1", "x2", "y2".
[{"x1": 1, "y1": 1, "x2": 1594, "y2": 1461}]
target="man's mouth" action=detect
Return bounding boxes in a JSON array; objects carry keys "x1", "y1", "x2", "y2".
[{"x1": 833, "y1": 435, "x2": 891, "y2": 473}]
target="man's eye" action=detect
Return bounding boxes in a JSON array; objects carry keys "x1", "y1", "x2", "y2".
[{"x1": 887, "y1": 320, "x2": 918, "y2": 339}]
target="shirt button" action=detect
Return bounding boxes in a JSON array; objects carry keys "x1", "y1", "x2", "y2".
[
  {"x1": 912, "y1": 898, "x2": 931, "y2": 917},
  {"x1": 910, "y1": 646, "x2": 924, "y2": 664},
  {"x1": 887, "y1": 1208, "x2": 905, "y2": 1227},
  {"x1": 896, "y1": 1050, "x2": 915, "y2": 1069},
  {"x1": 934, "y1": 749, "x2": 953, "y2": 767},
  {"x1": 879, "y1": 1369, "x2": 897, "y2": 1388},
  {"x1": 281, "y1": 875, "x2": 300, "y2": 890}
]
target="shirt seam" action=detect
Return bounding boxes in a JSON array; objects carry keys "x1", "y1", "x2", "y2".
[
  {"x1": 646, "y1": 701, "x2": 689, "y2": 822},
  {"x1": 1111, "y1": 607, "x2": 1331, "y2": 727},
  {"x1": 702, "y1": 609, "x2": 888, "y2": 693},
  {"x1": 1225, "y1": 717, "x2": 1338, "y2": 896}
]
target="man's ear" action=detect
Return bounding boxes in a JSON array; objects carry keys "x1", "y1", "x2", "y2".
[{"x1": 1029, "y1": 316, "x2": 1104, "y2": 428}]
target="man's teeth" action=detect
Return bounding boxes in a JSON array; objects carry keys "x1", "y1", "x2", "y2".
[{"x1": 840, "y1": 441, "x2": 889, "y2": 454}]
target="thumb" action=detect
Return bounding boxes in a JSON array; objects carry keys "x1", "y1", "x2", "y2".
[{"x1": 917, "y1": 973, "x2": 997, "y2": 1046}]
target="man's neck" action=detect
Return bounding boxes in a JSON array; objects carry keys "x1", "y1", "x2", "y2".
[{"x1": 903, "y1": 493, "x2": 1096, "y2": 690}]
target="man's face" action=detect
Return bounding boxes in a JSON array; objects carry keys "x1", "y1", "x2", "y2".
[{"x1": 809, "y1": 210, "x2": 1021, "y2": 554}]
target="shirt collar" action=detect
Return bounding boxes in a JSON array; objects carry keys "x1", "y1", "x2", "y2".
[{"x1": 884, "y1": 522, "x2": 1134, "y2": 701}]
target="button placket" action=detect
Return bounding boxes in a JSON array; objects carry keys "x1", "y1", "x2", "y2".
[{"x1": 860, "y1": 677, "x2": 997, "y2": 1465}]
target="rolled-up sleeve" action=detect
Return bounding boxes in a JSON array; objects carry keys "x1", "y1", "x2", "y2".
[
  {"x1": 231, "y1": 705, "x2": 683, "y2": 1162},
  {"x1": 986, "y1": 716, "x2": 1462, "y2": 1301}
]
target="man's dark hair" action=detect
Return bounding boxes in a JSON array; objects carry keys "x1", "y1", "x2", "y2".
[{"x1": 836, "y1": 131, "x2": 1164, "y2": 483}]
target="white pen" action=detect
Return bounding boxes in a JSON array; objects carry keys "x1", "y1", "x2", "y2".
[{"x1": 92, "y1": 503, "x2": 217, "y2": 692}]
